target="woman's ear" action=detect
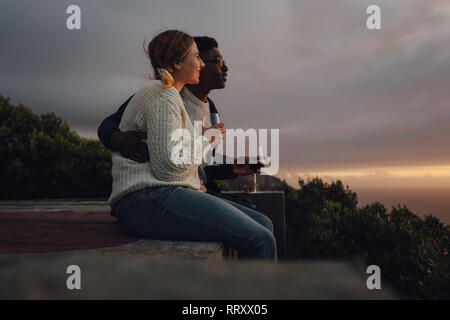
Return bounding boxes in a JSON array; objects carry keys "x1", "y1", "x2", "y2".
[{"x1": 172, "y1": 61, "x2": 182, "y2": 71}]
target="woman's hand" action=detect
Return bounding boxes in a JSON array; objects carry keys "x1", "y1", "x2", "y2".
[{"x1": 202, "y1": 115, "x2": 225, "y2": 146}]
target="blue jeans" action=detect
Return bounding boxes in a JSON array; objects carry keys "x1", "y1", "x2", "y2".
[{"x1": 113, "y1": 186, "x2": 277, "y2": 261}]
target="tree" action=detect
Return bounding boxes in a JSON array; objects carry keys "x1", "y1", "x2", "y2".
[
  {"x1": 283, "y1": 176, "x2": 449, "y2": 299},
  {"x1": 0, "y1": 94, "x2": 111, "y2": 199}
]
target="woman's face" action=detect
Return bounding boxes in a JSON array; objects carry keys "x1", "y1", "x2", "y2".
[{"x1": 175, "y1": 42, "x2": 205, "y2": 85}]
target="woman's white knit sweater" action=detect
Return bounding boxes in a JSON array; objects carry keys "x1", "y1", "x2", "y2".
[{"x1": 108, "y1": 80, "x2": 209, "y2": 207}]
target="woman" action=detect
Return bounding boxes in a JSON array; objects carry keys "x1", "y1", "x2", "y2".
[{"x1": 109, "y1": 30, "x2": 277, "y2": 261}]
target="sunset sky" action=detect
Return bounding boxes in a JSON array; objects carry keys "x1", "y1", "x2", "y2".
[{"x1": 1, "y1": 0, "x2": 449, "y2": 189}]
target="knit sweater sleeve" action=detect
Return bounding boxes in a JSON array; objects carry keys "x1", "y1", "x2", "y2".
[{"x1": 145, "y1": 90, "x2": 209, "y2": 182}]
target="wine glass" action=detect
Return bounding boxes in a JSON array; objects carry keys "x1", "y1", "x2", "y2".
[
  {"x1": 210, "y1": 113, "x2": 220, "y2": 125},
  {"x1": 209, "y1": 113, "x2": 221, "y2": 165},
  {"x1": 253, "y1": 146, "x2": 266, "y2": 193}
]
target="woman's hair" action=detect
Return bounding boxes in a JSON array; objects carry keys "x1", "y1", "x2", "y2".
[{"x1": 145, "y1": 30, "x2": 194, "y2": 89}]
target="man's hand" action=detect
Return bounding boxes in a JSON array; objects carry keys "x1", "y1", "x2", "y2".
[
  {"x1": 231, "y1": 154, "x2": 265, "y2": 176},
  {"x1": 231, "y1": 163, "x2": 262, "y2": 176},
  {"x1": 110, "y1": 131, "x2": 149, "y2": 163}
]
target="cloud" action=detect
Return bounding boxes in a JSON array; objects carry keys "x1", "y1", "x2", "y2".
[{"x1": 1, "y1": 0, "x2": 449, "y2": 187}]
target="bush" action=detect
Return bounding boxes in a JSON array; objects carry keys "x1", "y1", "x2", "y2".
[
  {"x1": 278, "y1": 177, "x2": 450, "y2": 299},
  {"x1": 0, "y1": 94, "x2": 111, "y2": 199}
]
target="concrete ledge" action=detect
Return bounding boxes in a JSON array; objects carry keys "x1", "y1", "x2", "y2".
[
  {"x1": 0, "y1": 199, "x2": 110, "y2": 212},
  {"x1": 69, "y1": 239, "x2": 224, "y2": 260},
  {"x1": 0, "y1": 253, "x2": 398, "y2": 299},
  {"x1": 0, "y1": 200, "x2": 224, "y2": 260},
  {"x1": 0, "y1": 200, "x2": 400, "y2": 299}
]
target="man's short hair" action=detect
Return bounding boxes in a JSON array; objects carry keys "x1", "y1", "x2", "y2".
[{"x1": 194, "y1": 36, "x2": 218, "y2": 55}]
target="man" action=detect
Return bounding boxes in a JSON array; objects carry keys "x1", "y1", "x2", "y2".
[{"x1": 98, "y1": 36, "x2": 260, "y2": 195}]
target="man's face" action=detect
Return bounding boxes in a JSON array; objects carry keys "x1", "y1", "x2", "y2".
[{"x1": 199, "y1": 48, "x2": 228, "y2": 90}]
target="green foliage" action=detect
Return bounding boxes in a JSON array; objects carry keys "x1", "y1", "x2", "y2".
[
  {"x1": 0, "y1": 94, "x2": 111, "y2": 198},
  {"x1": 214, "y1": 180, "x2": 230, "y2": 191},
  {"x1": 278, "y1": 177, "x2": 450, "y2": 299}
]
